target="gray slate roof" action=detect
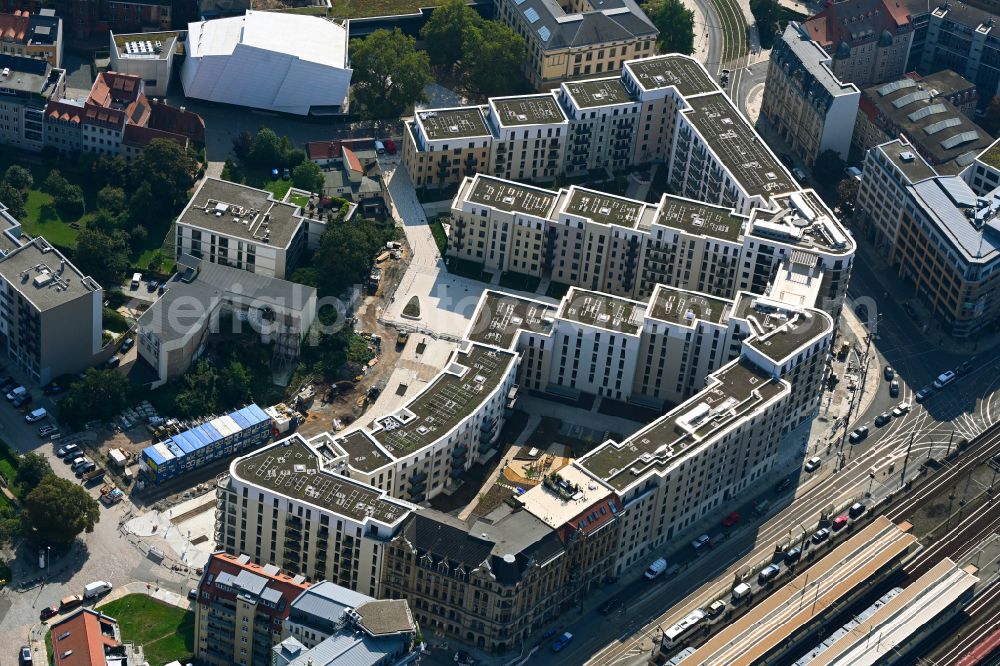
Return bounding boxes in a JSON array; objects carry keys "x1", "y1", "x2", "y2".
[{"x1": 511, "y1": 0, "x2": 656, "y2": 51}]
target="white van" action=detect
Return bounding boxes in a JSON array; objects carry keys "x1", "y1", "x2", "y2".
[
  {"x1": 732, "y1": 582, "x2": 752, "y2": 601},
  {"x1": 933, "y1": 370, "x2": 956, "y2": 389},
  {"x1": 644, "y1": 558, "x2": 667, "y2": 580},
  {"x1": 374, "y1": 140, "x2": 386, "y2": 155},
  {"x1": 24, "y1": 407, "x2": 47, "y2": 423},
  {"x1": 83, "y1": 581, "x2": 112, "y2": 599},
  {"x1": 131, "y1": 272, "x2": 142, "y2": 289}
]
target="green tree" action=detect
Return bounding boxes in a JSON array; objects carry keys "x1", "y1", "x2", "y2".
[
  {"x1": 43, "y1": 169, "x2": 69, "y2": 199},
  {"x1": 421, "y1": 0, "x2": 480, "y2": 67},
  {"x1": 73, "y1": 229, "x2": 130, "y2": 287},
  {"x1": 0, "y1": 512, "x2": 24, "y2": 546},
  {"x1": 813, "y1": 149, "x2": 845, "y2": 187},
  {"x1": 174, "y1": 360, "x2": 219, "y2": 418},
  {"x1": 217, "y1": 360, "x2": 253, "y2": 407},
  {"x1": 836, "y1": 177, "x2": 859, "y2": 217},
  {"x1": 54, "y1": 183, "x2": 86, "y2": 218},
  {"x1": 232, "y1": 130, "x2": 254, "y2": 162},
  {"x1": 97, "y1": 186, "x2": 127, "y2": 217},
  {"x1": 313, "y1": 217, "x2": 395, "y2": 297},
  {"x1": 462, "y1": 20, "x2": 528, "y2": 95},
  {"x1": 350, "y1": 29, "x2": 431, "y2": 119},
  {"x1": 58, "y1": 369, "x2": 131, "y2": 429},
  {"x1": 292, "y1": 161, "x2": 325, "y2": 194},
  {"x1": 249, "y1": 127, "x2": 284, "y2": 168},
  {"x1": 0, "y1": 182, "x2": 25, "y2": 219},
  {"x1": 644, "y1": 0, "x2": 695, "y2": 54},
  {"x1": 15, "y1": 453, "x2": 53, "y2": 494},
  {"x1": 24, "y1": 475, "x2": 100, "y2": 546},
  {"x1": 3, "y1": 164, "x2": 33, "y2": 190},
  {"x1": 129, "y1": 139, "x2": 196, "y2": 210}
]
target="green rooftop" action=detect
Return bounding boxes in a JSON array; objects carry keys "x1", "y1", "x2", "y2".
[
  {"x1": 648, "y1": 285, "x2": 733, "y2": 326},
  {"x1": 980, "y1": 140, "x2": 1000, "y2": 170},
  {"x1": 417, "y1": 107, "x2": 491, "y2": 141},
  {"x1": 371, "y1": 344, "x2": 517, "y2": 457},
  {"x1": 491, "y1": 95, "x2": 566, "y2": 126},
  {"x1": 233, "y1": 436, "x2": 411, "y2": 524},
  {"x1": 578, "y1": 360, "x2": 787, "y2": 490},
  {"x1": 654, "y1": 195, "x2": 746, "y2": 242},
  {"x1": 563, "y1": 187, "x2": 650, "y2": 229},
  {"x1": 465, "y1": 176, "x2": 556, "y2": 217},
  {"x1": 564, "y1": 78, "x2": 635, "y2": 108},
  {"x1": 559, "y1": 288, "x2": 645, "y2": 334},
  {"x1": 335, "y1": 430, "x2": 392, "y2": 473}
]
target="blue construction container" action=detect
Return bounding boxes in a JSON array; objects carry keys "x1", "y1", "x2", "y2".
[{"x1": 139, "y1": 404, "x2": 272, "y2": 484}]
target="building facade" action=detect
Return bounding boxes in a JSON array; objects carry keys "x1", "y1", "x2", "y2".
[
  {"x1": 762, "y1": 23, "x2": 861, "y2": 166},
  {"x1": 0, "y1": 53, "x2": 63, "y2": 152},
  {"x1": 0, "y1": 9, "x2": 61, "y2": 67},
  {"x1": 493, "y1": 0, "x2": 657, "y2": 89}
]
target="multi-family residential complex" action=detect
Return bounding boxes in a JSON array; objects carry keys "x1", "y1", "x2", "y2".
[
  {"x1": 800, "y1": 0, "x2": 913, "y2": 86},
  {"x1": 0, "y1": 9, "x2": 61, "y2": 67},
  {"x1": 449, "y1": 175, "x2": 854, "y2": 318},
  {"x1": 404, "y1": 54, "x2": 798, "y2": 216},
  {"x1": 174, "y1": 178, "x2": 326, "y2": 280},
  {"x1": 44, "y1": 71, "x2": 204, "y2": 161},
  {"x1": 0, "y1": 237, "x2": 103, "y2": 385},
  {"x1": 857, "y1": 138, "x2": 1000, "y2": 336},
  {"x1": 0, "y1": 53, "x2": 64, "y2": 152},
  {"x1": 854, "y1": 72, "x2": 991, "y2": 175},
  {"x1": 136, "y1": 255, "x2": 317, "y2": 387},
  {"x1": 762, "y1": 23, "x2": 861, "y2": 166},
  {"x1": 50, "y1": 608, "x2": 145, "y2": 666},
  {"x1": 493, "y1": 0, "x2": 657, "y2": 89},
  {"x1": 195, "y1": 552, "x2": 312, "y2": 666}
]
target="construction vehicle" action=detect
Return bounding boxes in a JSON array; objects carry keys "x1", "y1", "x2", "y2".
[
  {"x1": 99, "y1": 483, "x2": 124, "y2": 506},
  {"x1": 396, "y1": 330, "x2": 409, "y2": 348}
]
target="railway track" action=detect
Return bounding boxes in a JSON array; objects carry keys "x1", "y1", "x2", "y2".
[{"x1": 709, "y1": 0, "x2": 748, "y2": 72}]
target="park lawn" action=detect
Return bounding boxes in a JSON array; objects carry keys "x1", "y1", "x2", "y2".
[
  {"x1": 276, "y1": 0, "x2": 429, "y2": 18},
  {"x1": 264, "y1": 178, "x2": 292, "y2": 200},
  {"x1": 289, "y1": 192, "x2": 310, "y2": 208},
  {"x1": 98, "y1": 594, "x2": 195, "y2": 665},
  {"x1": 19, "y1": 190, "x2": 93, "y2": 250},
  {"x1": 429, "y1": 217, "x2": 448, "y2": 255}
]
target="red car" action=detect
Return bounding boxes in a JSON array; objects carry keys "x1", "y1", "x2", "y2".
[
  {"x1": 39, "y1": 605, "x2": 59, "y2": 621},
  {"x1": 383, "y1": 139, "x2": 397, "y2": 155},
  {"x1": 831, "y1": 515, "x2": 849, "y2": 531},
  {"x1": 722, "y1": 511, "x2": 740, "y2": 527}
]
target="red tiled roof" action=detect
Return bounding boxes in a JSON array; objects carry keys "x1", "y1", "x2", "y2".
[
  {"x1": 50, "y1": 609, "x2": 120, "y2": 666},
  {"x1": 556, "y1": 495, "x2": 620, "y2": 542},
  {"x1": 45, "y1": 100, "x2": 82, "y2": 124},
  {"x1": 343, "y1": 146, "x2": 362, "y2": 173},
  {"x1": 307, "y1": 140, "x2": 342, "y2": 161},
  {"x1": 148, "y1": 100, "x2": 205, "y2": 144},
  {"x1": 805, "y1": 0, "x2": 911, "y2": 50},
  {"x1": 0, "y1": 10, "x2": 29, "y2": 43},
  {"x1": 200, "y1": 552, "x2": 310, "y2": 621}
]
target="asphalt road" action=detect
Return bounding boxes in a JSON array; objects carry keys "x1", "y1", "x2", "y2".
[{"x1": 689, "y1": 0, "x2": 724, "y2": 75}]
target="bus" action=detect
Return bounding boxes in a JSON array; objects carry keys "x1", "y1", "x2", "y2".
[{"x1": 662, "y1": 609, "x2": 706, "y2": 649}]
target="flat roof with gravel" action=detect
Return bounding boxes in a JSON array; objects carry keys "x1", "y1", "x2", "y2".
[
  {"x1": 559, "y1": 287, "x2": 646, "y2": 335},
  {"x1": 684, "y1": 93, "x2": 796, "y2": 198},
  {"x1": 465, "y1": 175, "x2": 557, "y2": 217},
  {"x1": 232, "y1": 435, "x2": 411, "y2": 524},
  {"x1": 333, "y1": 430, "x2": 392, "y2": 473},
  {"x1": 647, "y1": 285, "x2": 733, "y2": 326},
  {"x1": 563, "y1": 78, "x2": 634, "y2": 108},
  {"x1": 577, "y1": 360, "x2": 787, "y2": 491},
  {"x1": 563, "y1": 186, "x2": 653, "y2": 229},
  {"x1": 416, "y1": 107, "x2": 491, "y2": 141},
  {"x1": 653, "y1": 194, "x2": 746, "y2": 241},
  {"x1": 625, "y1": 55, "x2": 717, "y2": 97},
  {"x1": 466, "y1": 290, "x2": 558, "y2": 350},
  {"x1": 490, "y1": 95, "x2": 567, "y2": 127}
]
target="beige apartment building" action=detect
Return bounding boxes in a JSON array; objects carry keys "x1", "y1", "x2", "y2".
[{"x1": 493, "y1": 0, "x2": 656, "y2": 89}]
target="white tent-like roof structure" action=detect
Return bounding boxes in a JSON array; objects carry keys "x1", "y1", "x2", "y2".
[{"x1": 180, "y1": 10, "x2": 352, "y2": 115}]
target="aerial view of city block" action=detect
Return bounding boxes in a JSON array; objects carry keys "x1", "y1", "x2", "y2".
[{"x1": 0, "y1": 0, "x2": 996, "y2": 665}]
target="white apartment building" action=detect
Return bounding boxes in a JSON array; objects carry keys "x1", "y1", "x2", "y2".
[
  {"x1": 556, "y1": 78, "x2": 639, "y2": 175},
  {"x1": 215, "y1": 433, "x2": 417, "y2": 597},
  {"x1": 485, "y1": 94, "x2": 568, "y2": 184},
  {"x1": 175, "y1": 178, "x2": 323, "y2": 280}
]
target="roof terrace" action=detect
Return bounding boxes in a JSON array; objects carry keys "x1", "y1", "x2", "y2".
[
  {"x1": 333, "y1": 430, "x2": 392, "y2": 473},
  {"x1": 466, "y1": 290, "x2": 558, "y2": 350},
  {"x1": 563, "y1": 78, "x2": 634, "y2": 108},
  {"x1": 232, "y1": 436, "x2": 411, "y2": 525},
  {"x1": 647, "y1": 285, "x2": 733, "y2": 327},
  {"x1": 683, "y1": 93, "x2": 795, "y2": 198},
  {"x1": 737, "y1": 296, "x2": 833, "y2": 362},
  {"x1": 464, "y1": 175, "x2": 556, "y2": 217},
  {"x1": 559, "y1": 288, "x2": 646, "y2": 335},
  {"x1": 625, "y1": 55, "x2": 717, "y2": 97},
  {"x1": 562, "y1": 187, "x2": 652, "y2": 229},
  {"x1": 653, "y1": 194, "x2": 746, "y2": 242},
  {"x1": 416, "y1": 107, "x2": 491, "y2": 142},
  {"x1": 490, "y1": 95, "x2": 567, "y2": 127},
  {"x1": 370, "y1": 344, "x2": 517, "y2": 458},
  {"x1": 749, "y1": 190, "x2": 854, "y2": 254},
  {"x1": 578, "y1": 360, "x2": 787, "y2": 491}
]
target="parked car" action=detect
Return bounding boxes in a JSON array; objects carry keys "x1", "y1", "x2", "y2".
[
  {"x1": 105, "y1": 356, "x2": 121, "y2": 369},
  {"x1": 892, "y1": 402, "x2": 911, "y2": 418},
  {"x1": 758, "y1": 564, "x2": 781, "y2": 584},
  {"x1": 706, "y1": 599, "x2": 727, "y2": 617},
  {"x1": 848, "y1": 502, "x2": 866, "y2": 519},
  {"x1": 19, "y1": 645, "x2": 31, "y2": 665},
  {"x1": 784, "y1": 546, "x2": 802, "y2": 564},
  {"x1": 5, "y1": 386, "x2": 25, "y2": 401},
  {"x1": 188, "y1": 588, "x2": 198, "y2": 601},
  {"x1": 874, "y1": 412, "x2": 892, "y2": 427},
  {"x1": 774, "y1": 477, "x2": 793, "y2": 493},
  {"x1": 120, "y1": 338, "x2": 135, "y2": 353},
  {"x1": 75, "y1": 462, "x2": 96, "y2": 477},
  {"x1": 39, "y1": 605, "x2": 59, "y2": 621},
  {"x1": 831, "y1": 515, "x2": 850, "y2": 531},
  {"x1": 37, "y1": 424, "x2": 58, "y2": 438},
  {"x1": 889, "y1": 380, "x2": 900, "y2": 398},
  {"x1": 56, "y1": 444, "x2": 79, "y2": 458},
  {"x1": 849, "y1": 426, "x2": 870, "y2": 444},
  {"x1": 933, "y1": 370, "x2": 957, "y2": 389},
  {"x1": 691, "y1": 534, "x2": 711, "y2": 550},
  {"x1": 722, "y1": 511, "x2": 740, "y2": 527},
  {"x1": 915, "y1": 386, "x2": 933, "y2": 403},
  {"x1": 24, "y1": 407, "x2": 47, "y2": 423},
  {"x1": 0, "y1": 378, "x2": 16, "y2": 393},
  {"x1": 42, "y1": 382, "x2": 64, "y2": 396},
  {"x1": 59, "y1": 595, "x2": 82, "y2": 611},
  {"x1": 804, "y1": 456, "x2": 822, "y2": 472},
  {"x1": 551, "y1": 632, "x2": 573, "y2": 652},
  {"x1": 812, "y1": 528, "x2": 831, "y2": 544},
  {"x1": 884, "y1": 366, "x2": 894, "y2": 381},
  {"x1": 83, "y1": 581, "x2": 112, "y2": 599},
  {"x1": 956, "y1": 360, "x2": 974, "y2": 376},
  {"x1": 12, "y1": 393, "x2": 32, "y2": 408},
  {"x1": 383, "y1": 138, "x2": 397, "y2": 155},
  {"x1": 146, "y1": 279, "x2": 158, "y2": 292}
]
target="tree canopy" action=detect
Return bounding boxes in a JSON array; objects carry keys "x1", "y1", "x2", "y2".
[
  {"x1": 312, "y1": 216, "x2": 396, "y2": 297},
  {"x1": 73, "y1": 229, "x2": 131, "y2": 288},
  {"x1": 350, "y1": 29, "x2": 431, "y2": 119},
  {"x1": 3, "y1": 164, "x2": 32, "y2": 190},
  {"x1": 129, "y1": 138, "x2": 197, "y2": 212},
  {"x1": 24, "y1": 475, "x2": 101, "y2": 546},
  {"x1": 981, "y1": 96, "x2": 1000, "y2": 135},
  {"x1": 836, "y1": 177, "x2": 859, "y2": 217},
  {"x1": 421, "y1": 0, "x2": 480, "y2": 67},
  {"x1": 643, "y1": 0, "x2": 695, "y2": 55},
  {"x1": 292, "y1": 161, "x2": 325, "y2": 194},
  {"x1": 462, "y1": 20, "x2": 527, "y2": 95},
  {"x1": 58, "y1": 369, "x2": 131, "y2": 430},
  {"x1": 173, "y1": 359, "x2": 254, "y2": 419},
  {"x1": 15, "y1": 453, "x2": 53, "y2": 495},
  {"x1": 0, "y1": 182, "x2": 24, "y2": 219},
  {"x1": 813, "y1": 150, "x2": 846, "y2": 187}
]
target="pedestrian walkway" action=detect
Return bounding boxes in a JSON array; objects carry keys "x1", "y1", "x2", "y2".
[{"x1": 97, "y1": 581, "x2": 192, "y2": 612}]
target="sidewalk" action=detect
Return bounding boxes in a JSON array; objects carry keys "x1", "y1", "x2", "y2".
[{"x1": 97, "y1": 581, "x2": 192, "y2": 612}]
